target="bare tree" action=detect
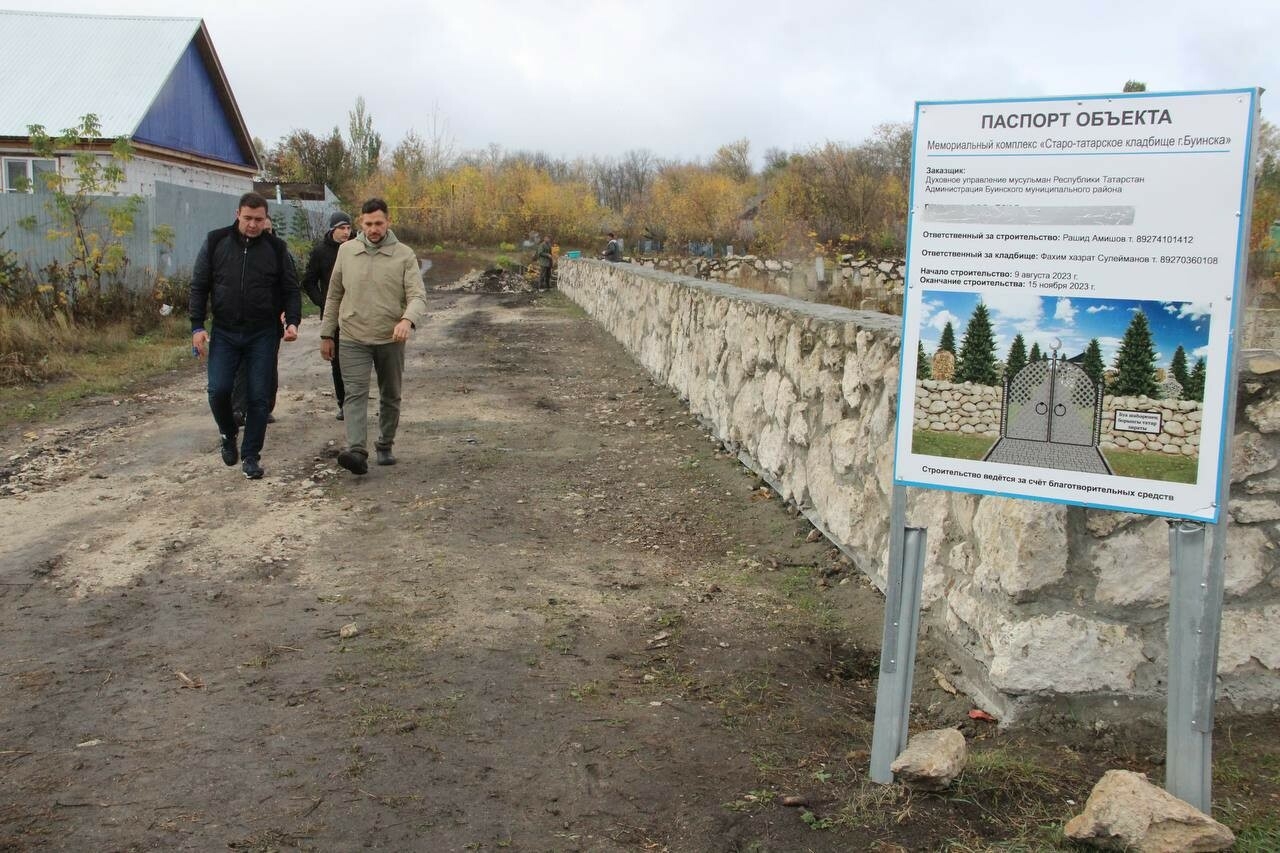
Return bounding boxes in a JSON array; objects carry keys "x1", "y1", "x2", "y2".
[
  {"x1": 713, "y1": 138, "x2": 752, "y2": 182},
  {"x1": 391, "y1": 130, "x2": 428, "y2": 179},
  {"x1": 620, "y1": 149, "x2": 656, "y2": 204},
  {"x1": 419, "y1": 102, "x2": 456, "y2": 179}
]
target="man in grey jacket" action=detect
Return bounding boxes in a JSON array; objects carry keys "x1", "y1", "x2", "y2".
[{"x1": 319, "y1": 198, "x2": 427, "y2": 475}]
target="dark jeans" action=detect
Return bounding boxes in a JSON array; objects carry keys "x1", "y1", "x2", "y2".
[
  {"x1": 208, "y1": 326, "x2": 278, "y2": 461},
  {"x1": 330, "y1": 328, "x2": 345, "y2": 407},
  {"x1": 233, "y1": 335, "x2": 280, "y2": 416},
  {"x1": 538, "y1": 264, "x2": 552, "y2": 289}
]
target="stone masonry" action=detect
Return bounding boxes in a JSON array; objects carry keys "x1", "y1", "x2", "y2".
[
  {"x1": 628, "y1": 253, "x2": 906, "y2": 313},
  {"x1": 559, "y1": 258, "x2": 1280, "y2": 722}
]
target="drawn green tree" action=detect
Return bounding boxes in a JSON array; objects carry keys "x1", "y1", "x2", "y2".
[
  {"x1": 916, "y1": 340, "x2": 931, "y2": 380},
  {"x1": 955, "y1": 302, "x2": 998, "y2": 385},
  {"x1": 1170, "y1": 345, "x2": 1190, "y2": 392},
  {"x1": 1005, "y1": 333, "x2": 1028, "y2": 381},
  {"x1": 1029, "y1": 341, "x2": 1043, "y2": 363},
  {"x1": 1185, "y1": 357, "x2": 1206, "y2": 402},
  {"x1": 1112, "y1": 309, "x2": 1159, "y2": 397},
  {"x1": 938, "y1": 321, "x2": 956, "y2": 354},
  {"x1": 1082, "y1": 338, "x2": 1106, "y2": 389}
]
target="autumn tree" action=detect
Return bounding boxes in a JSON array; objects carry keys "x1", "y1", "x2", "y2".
[
  {"x1": 643, "y1": 164, "x2": 751, "y2": 246},
  {"x1": 347, "y1": 96, "x2": 382, "y2": 183},
  {"x1": 266, "y1": 128, "x2": 355, "y2": 202},
  {"x1": 27, "y1": 114, "x2": 143, "y2": 302},
  {"x1": 713, "y1": 139, "x2": 753, "y2": 182}
]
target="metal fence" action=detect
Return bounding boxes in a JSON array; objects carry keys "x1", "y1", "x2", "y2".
[{"x1": 0, "y1": 182, "x2": 336, "y2": 289}]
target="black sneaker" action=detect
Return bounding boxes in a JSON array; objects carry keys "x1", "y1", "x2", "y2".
[
  {"x1": 335, "y1": 405, "x2": 344, "y2": 421},
  {"x1": 376, "y1": 448, "x2": 397, "y2": 466},
  {"x1": 220, "y1": 434, "x2": 238, "y2": 466},
  {"x1": 266, "y1": 413, "x2": 276, "y2": 424},
  {"x1": 242, "y1": 458, "x2": 264, "y2": 480},
  {"x1": 337, "y1": 449, "x2": 368, "y2": 475}
]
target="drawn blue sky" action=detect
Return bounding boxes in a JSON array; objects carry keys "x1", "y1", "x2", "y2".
[{"x1": 918, "y1": 292, "x2": 1212, "y2": 371}]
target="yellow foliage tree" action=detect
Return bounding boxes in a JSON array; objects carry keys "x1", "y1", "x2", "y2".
[{"x1": 645, "y1": 166, "x2": 751, "y2": 246}]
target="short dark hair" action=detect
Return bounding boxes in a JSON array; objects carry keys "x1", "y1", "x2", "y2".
[
  {"x1": 361, "y1": 198, "x2": 389, "y2": 216},
  {"x1": 237, "y1": 192, "x2": 268, "y2": 211}
]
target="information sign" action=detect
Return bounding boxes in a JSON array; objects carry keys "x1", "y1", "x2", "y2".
[{"x1": 893, "y1": 90, "x2": 1258, "y2": 521}]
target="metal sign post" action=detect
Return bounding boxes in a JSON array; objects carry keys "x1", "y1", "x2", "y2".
[
  {"x1": 1165, "y1": 520, "x2": 1226, "y2": 812},
  {"x1": 870, "y1": 484, "x2": 927, "y2": 783},
  {"x1": 1164, "y1": 88, "x2": 1258, "y2": 810}
]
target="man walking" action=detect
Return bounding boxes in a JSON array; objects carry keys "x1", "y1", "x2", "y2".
[
  {"x1": 190, "y1": 192, "x2": 300, "y2": 480},
  {"x1": 320, "y1": 198, "x2": 427, "y2": 475},
  {"x1": 302, "y1": 210, "x2": 353, "y2": 419}
]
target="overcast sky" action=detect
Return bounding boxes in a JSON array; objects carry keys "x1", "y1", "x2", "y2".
[{"x1": 20, "y1": 0, "x2": 1280, "y2": 164}]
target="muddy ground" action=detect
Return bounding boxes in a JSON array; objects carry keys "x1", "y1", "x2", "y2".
[{"x1": 1, "y1": 274, "x2": 1277, "y2": 852}]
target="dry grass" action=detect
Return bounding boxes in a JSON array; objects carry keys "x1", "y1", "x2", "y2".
[{"x1": 0, "y1": 309, "x2": 191, "y2": 424}]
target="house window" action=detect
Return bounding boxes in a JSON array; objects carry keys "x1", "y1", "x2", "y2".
[{"x1": 2, "y1": 157, "x2": 57, "y2": 193}]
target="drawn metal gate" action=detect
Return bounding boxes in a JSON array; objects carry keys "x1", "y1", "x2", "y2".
[{"x1": 1000, "y1": 355, "x2": 1103, "y2": 447}]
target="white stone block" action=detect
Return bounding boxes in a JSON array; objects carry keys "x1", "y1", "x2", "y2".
[
  {"x1": 1219, "y1": 604, "x2": 1280, "y2": 673},
  {"x1": 989, "y1": 613, "x2": 1145, "y2": 693},
  {"x1": 972, "y1": 498, "x2": 1069, "y2": 598},
  {"x1": 1093, "y1": 519, "x2": 1169, "y2": 606}
]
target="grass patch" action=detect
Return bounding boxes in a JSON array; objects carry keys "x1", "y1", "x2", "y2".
[
  {"x1": 942, "y1": 744, "x2": 1082, "y2": 849},
  {"x1": 1103, "y1": 447, "x2": 1198, "y2": 483},
  {"x1": 1234, "y1": 811, "x2": 1280, "y2": 853},
  {"x1": 911, "y1": 430, "x2": 996, "y2": 460},
  {"x1": 0, "y1": 315, "x2": 192, "y2": 426}
]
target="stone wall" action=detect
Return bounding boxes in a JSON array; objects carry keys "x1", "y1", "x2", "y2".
[
  {"x1": 628, "y1": 253, "x2": 906, "y2": 314},
  {"x1": 559, "y1": 258, "x2": 1280, "y2": 723},
  {"x1": 914, "y1": 381, "x2": 1204, "y2": 457}
]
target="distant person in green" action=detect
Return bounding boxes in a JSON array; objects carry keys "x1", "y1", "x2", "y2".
[
  {"x1": 601, "y1": 232, "x2": 622, "y2": 262},
  {"x1": 319, "y1": 198, "x2": 427, "y2": 475},
  {"x1": 534, "y1": 235, "x2": 554, "y2": 290}
]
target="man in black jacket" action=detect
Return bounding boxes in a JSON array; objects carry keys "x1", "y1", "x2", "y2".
[
  {"x1": 190, "y1": 192, "x2": 301, "y2": 479},
  {"x1": 301, "y1": 210, "x2": 353, "y2": 419}
]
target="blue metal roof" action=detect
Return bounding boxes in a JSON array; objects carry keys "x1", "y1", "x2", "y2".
[{"x1": 0, "y1": 10, "x2": 256, "y2": 169}]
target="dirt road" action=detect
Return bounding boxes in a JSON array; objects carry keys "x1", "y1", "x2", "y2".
[
  {"x1": 10, "y1": 285, "x2": 1272, "y2": 851},
  {"x1": 0, "y1": 285, "x2": 930, "y2": 852}
]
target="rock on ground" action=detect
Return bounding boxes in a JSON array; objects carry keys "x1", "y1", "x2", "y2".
[
  {"x1": 1064, "y1": 769, "x2": 1235, "y2": 852},
  {"x1": 890, "y1": 728, "x2": 967, "y2": 791}
]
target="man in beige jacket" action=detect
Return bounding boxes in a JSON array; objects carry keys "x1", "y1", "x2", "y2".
[{"x1": 319, "y1": 198, "x2": 427, "y2": 475}]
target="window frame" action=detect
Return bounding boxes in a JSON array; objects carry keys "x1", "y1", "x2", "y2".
[{"x1": 2, "y1": 156, "x2": 58, "y2": 193}]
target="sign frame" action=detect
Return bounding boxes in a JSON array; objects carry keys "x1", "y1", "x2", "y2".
[{"x1": 891, "y1": 88, "x2": 1260, "y2": 523}]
